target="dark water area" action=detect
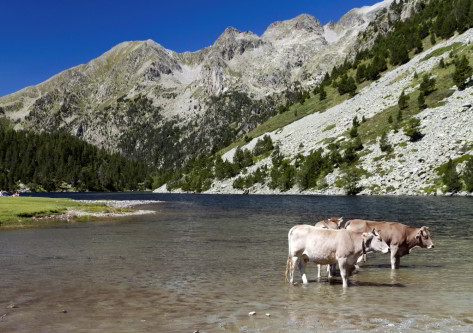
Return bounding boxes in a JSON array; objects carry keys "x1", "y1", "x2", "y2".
[{"x1": 1, "y1": 193, "x2": 473, "y2": 332}]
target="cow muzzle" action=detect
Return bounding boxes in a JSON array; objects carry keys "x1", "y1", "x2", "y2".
[
  {"x1": 382, "y1": 247, "x2": 390, "y2": 254},
  {"x1": 428, "y1": 244, "x2": 434, "y2": 249}
]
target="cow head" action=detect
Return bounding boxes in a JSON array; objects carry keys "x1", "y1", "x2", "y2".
[
  {"x1": 335, "y1": 216, "x2": 345, "y2": 228},
  {"x1": 363, "y1": 228, "x2": 390, "y2": 254},
  {"x1": 416, "y1": 226, "x2": 434, "y2": 249}
]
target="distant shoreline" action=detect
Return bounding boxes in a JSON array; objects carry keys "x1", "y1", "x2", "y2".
[{"x1": 0, "y1": 198, "x2": 159, "y2": 230}]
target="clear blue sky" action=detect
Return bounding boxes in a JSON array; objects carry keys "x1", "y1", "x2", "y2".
[{"x1": 0, "y1": 0, "x2": 381, "y2": 97}]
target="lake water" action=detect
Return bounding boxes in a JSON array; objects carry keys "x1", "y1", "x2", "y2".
[{"x1": 1, "y1": 193, "x2": 473, "y2": 332}]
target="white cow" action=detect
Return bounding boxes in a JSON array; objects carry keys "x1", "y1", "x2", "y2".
[
  {"x1": 285, "y1": 225, "x2": 390, "y2": 287},
  {"x1": 314, "y1": 217, "x2": 344, "y2": 278}
]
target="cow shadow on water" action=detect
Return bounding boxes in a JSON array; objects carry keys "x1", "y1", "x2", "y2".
[
  {"x1": 303, "y1": 279, "x2": 406, "y2": 288},
  {"x1": 360, "y1": 263, "x2": 443, "y2": 269}
]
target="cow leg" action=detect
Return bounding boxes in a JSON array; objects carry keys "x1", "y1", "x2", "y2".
[
  {"x1": 317, "y1": 264, "x2": 322, "y2": 279},
  {"x1": 290, "y1": 256, "x2": 299, "y2": 284},
  {"x1": 394, "y1": 256, "x2": 400, "y2": 269},
  {"x1": 326, "y1": 265, "x2": 331, "y2": 278},
  {"x1": 299, "y1": 258, "x2": 308, "y2": 284},
  {"x1": 338, "y1": 259, "x2": 349, "y2": 288},
  {"x1": 329, "y1": 264, "x2": 336, "y2": 277},
  {"x1": 390, "y1": 246, "x2": 400, "y2": 270}
]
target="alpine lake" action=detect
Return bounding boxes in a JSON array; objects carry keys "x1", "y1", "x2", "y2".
[{"x1": 1, "y1": 193, "x2": 472, "y2": 332}]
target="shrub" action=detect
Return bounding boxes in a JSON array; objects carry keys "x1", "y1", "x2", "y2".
[{"x1": 403, "y1": 118, "x2": 423, "y2": 142}]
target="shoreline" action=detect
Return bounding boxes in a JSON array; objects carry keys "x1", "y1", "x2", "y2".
[
  {"x1": 0, "y1": 198, "x2": 161, "y2": 230},
  {"x1": 152, "y1": 185, "x2": 473, "y2": 197}
]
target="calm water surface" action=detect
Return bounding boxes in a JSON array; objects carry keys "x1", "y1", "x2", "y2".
[{"x1": 1, "y1": 193, "x2": 473, "y2": 332}]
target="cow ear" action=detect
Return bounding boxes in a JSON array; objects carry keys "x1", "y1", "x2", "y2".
[{"x1": 362, "y1": 232, "x2": 373, "y2": 240}]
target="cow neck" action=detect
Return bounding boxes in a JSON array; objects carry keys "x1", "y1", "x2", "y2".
[
  {"x1": 350, "y1": 231, "x2": 365, "y2": 256},
  {"x1": 405, "y1": 226, "x2": 419, "y2": 249}
]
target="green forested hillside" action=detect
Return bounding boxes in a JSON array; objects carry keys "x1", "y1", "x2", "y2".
[{"x1": 0, "y1": 119, "x2": 151, "y2": 191}]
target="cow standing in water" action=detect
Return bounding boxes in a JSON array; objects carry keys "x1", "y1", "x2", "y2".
[
  {"x1": 345, "y1": 220, "x2": 434, "y2": 269},
  {"x1": 314, "y1": 217, "x2": 344, "y2": 278},
  {"x1": 286, "y1": 225, "x2": 390, "y2": 287}
]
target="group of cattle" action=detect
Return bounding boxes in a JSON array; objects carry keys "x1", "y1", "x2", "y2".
[{"x1": 285, "y1": 217, "x2": 434, "y2": 287}]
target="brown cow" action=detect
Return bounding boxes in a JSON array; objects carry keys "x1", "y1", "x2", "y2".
[
  {"x1": 314, "y1": 217, "x2": 344, "y2": 230},
  {"x1": 345, "y1": 219, "x2": 434, "y2": 269}
]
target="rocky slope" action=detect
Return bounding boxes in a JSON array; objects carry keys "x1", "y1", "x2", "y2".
[
  {"x1": 202, "y1": 28, "x2": 473, "y2": 196},
  {"x1": 0, "y1": 1, "x2": 395, "y2": 162}
]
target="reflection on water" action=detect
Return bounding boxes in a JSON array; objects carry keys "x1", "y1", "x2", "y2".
[{"x1": 1, "y1": 193, "x2": 473, "y2": 332}]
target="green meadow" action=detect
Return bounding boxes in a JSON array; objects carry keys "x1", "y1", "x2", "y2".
[{"x1": 0, "y1": 197, "x2": 133, "y2": 229}]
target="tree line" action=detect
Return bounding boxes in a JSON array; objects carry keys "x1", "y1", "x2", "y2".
[{"x1": 0, "y1": 118, "x2": 151, "y2": 192}]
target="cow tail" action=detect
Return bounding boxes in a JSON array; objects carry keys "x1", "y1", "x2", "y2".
[{"x1": 285, "y1": 227, "x2": 294, "y2": 283}]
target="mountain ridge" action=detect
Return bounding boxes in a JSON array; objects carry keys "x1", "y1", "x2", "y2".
[{"x1": 0, "y1": 0, "x2": 403, "y2": 172}]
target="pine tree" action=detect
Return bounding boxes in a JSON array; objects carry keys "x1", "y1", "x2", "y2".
[
  {"x1": 349, "y1": 126, "x2": 358, "y2": 138},
  {"x1": 390, "y1": 38, "x2": 409, "y2": 65},
  {"x1": 379, "y1": 131, "x2": 393, "y2": 153},
  {"x1": 398, "y1": 90, "x2": 409, "y2": 110},
  {"x1": 469, "y1": 1, "x2": 473, "y2": 29},
  {"x1": 397, "y1": 109, "x2": 403, "y2": 122},
  {"x1": 356, "y1": 64, "x2": 366, "y2": 83},
  {"x1": 430, "y1": 32, "x2": 436, "y2": 45},
  {"x1": 463, "y1": 157, "x2": 473, "y2": 192},
  {"x1": 319, "y1": 85, "x2": 327, "y2": 101},
  {"x1": 352, "y1": 116, "x2": 360, "y2": 128},
  {"x1": 439, "y1": 58, "x2": 446, "y2": 69},
  {"x1": 414, "y1": 33, "x2": 423, "y2": 54},
  {"x1": 420, "y1": 74, "x2": 436, "y2": 95},
  {"x1": 343, "y1": 167, "x2": 362, "y2": 195},
  {"x1": 404, "y1": 117, "x2": 423, "y2": 141},
  {"x1": 442, "y1": 159, "x2": 462, "y2": 193},
  {"x1": 453, "y1": 55, "x2": 473, "y2": 90},
  {"x1": 418, "y1": 91, "x2": 426, "y2": 109}
]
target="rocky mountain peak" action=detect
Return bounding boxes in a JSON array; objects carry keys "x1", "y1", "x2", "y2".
[
  {"x1": 213, "y1": 26, "x2": 265, "y2": 61},
  {"x1": 263, "y1": 14, "x2": 323, "y2": 41}
]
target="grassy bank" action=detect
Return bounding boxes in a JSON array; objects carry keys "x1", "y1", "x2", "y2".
[{"x1": 0, "y1": 197, "x2": 134, "y2": 229}]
